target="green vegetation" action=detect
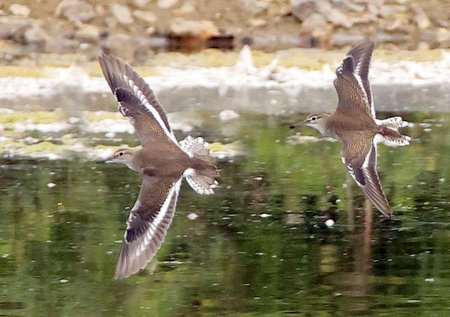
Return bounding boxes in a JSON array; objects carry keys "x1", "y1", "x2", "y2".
[{"x1": 0, "y1": 110, "x2": 63, "y2": 124}]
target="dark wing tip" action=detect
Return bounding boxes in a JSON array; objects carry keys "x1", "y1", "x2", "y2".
[
  {"x1": 98, "y1": 52, "x2": 122, "y2": 65},
  {"x1": 114, "y1": 247, "x2": 129, "y2": 280},
  {"x1": 113, "y1": 87, "x2": 144, "y2": 119},
  {"x1": 345, "y1": 39, "x2": 374, "y2": 72},
  {"x1": 352, "y1": 38, "x2": 374, "y2": 50},
  {"x1": 98, "y1": 53, "x2": 115, "y2": 70},
  {"x1": 98, "y1": 52, "x2": 107, "y2": 61},
  {"x1": 346, "y1": 39, "x2": 374, "y2": 56},
  {"x1": 97, "y1": 52, "x2": 173, "y2": 134},
  {"x1": 97, "y1": 53, "x2": 135, "y2": 85},
  {"x1": 98, "y1": 53, "x2": 125, "y2": 94},
  {"x1": 114, "y1": 244, "x2": 140, "y2": 280},
  {"x1": 114, "y1": 87, "x2": 134, "y2": 103},
  {"x1": 114, "y1": 240, "x2": 154, "y2": 279},
  {"x1": 342, "y1": 56, "x2": 354, "y2": 73}
]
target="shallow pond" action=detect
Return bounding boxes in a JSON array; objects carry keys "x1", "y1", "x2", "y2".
[{"x1": 0, "y1": 109, "x2": 449, "y2": 316}]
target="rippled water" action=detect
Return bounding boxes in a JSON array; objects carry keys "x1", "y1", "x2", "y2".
[{"x1": 0, "y1": 111, "x2": 449, "y2": 316}]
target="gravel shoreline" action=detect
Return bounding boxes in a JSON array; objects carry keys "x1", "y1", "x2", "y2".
[{"x1": 1, "y1": 49, "x2": 449, "y2": 113}]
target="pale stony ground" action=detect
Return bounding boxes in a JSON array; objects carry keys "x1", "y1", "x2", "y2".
[
  {"x1": 0, "y1": 47, "x2": 449, "y2": 160},
  {"x1": 1, "y1": 47, "x2": 449, "y2": 101}
]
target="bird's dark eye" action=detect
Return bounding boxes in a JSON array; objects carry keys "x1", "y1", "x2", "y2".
[
  {"x1": 311, "y1": 116, "x2": 317, "y2": 121},
  {"x1": 119, "y1": 152, "x2": 124, "y2": 156}
]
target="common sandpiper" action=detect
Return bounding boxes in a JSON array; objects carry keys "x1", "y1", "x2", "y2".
[
  {"x1": 291, "y1": 39, "x2": 410, "y2": 218},
  {"x1": 99, "y1": 54, "x2": 219, "y2": 279}
]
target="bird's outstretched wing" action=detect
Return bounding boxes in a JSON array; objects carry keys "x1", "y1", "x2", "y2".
[
  {"x1": 341, "y1": 132, "x2": 392, "y2": 217},
  {"x1": 99, "y1": 54, "x2": 179, "y2": 147},
  {"x1": 115, "y1": 175, "x2": 183, "y2": 279},
  {"x1": 334, "y1": 39, "x2": 375, "y2": 119},
  {"x1": 345, "y1": 39, "x2": 375, "y2": 115}
]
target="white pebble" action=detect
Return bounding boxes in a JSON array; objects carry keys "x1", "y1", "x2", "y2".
[
  {"x1": 219, "y1": 110, "x2": 240, "y2": 121},
  {"x1": 325, "y1": 219, "x2": 335, "y2": 228},
  {"x1": 187, "y1": 213, "x2": 198, "y2": 220}
]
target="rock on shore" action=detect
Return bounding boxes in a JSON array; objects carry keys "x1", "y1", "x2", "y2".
[{"x1": 0, "y1": 0, "x2": 449, "y2": 64}]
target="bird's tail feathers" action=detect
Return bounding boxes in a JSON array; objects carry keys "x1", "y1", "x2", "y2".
[
  {"x1": 376, "y1": 116, "x2": 408, "y2": 129},
  {"x1": 184, "y1": 168, "x2": 218, "y2": 195},
  {"x1": 375, "y1": 116, "x2": 410, "y2": 147},
  {"x1": 180, "y1": 136, "x2": 218, "y2": 195},
  {"x1": 180, "y1": 136, "x2": 214, "y2": 163}
]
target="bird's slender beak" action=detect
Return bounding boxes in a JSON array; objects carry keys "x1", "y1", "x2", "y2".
[{"x1": 289, "y1": 121, "x2": 304, "y2": 129}]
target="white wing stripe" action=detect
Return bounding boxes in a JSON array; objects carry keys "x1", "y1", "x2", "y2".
[
  {"x1": 130, "y1": 178, "x2": 182, "y2": 257},
  {"x1": 122, "y1": 74, "x2": 178, "y2": 144},
  {"x1": 354, "y1": 73, "x2": 368, "y2": 104},
  {"x1": 362, "y1": 144, "x2": 374, "y2": 170},
  {"x1": 348, "y1": 55, "x2": 374, "y2": 117},
  {"x1": 150, "y1": 178, "x2": 181, "y2": 236},
  {"x1": 152, "y1": 178, "x2": 182, "y2": 228}
]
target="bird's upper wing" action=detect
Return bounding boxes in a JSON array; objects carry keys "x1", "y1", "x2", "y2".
[
  {"x1": 114, "y1": 175, "x2": 183, "y2": 279},
  {"x1": 345, "y1": 39, "x2": 375, "y2": 115},
  {"x1": 334, "y1": 40, "x2": 375, "y2": 119},
  {"x1": 341, "y1": 132, "x2": 392, "y2": 217},
  {"x1": 98, "y1": 54, "x2": 179, "y2": 148}
]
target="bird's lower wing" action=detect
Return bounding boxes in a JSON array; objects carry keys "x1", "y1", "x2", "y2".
[
  {"x1": 115, "y1": 176, "x2": 183, "y2": 279},
  {"x1": 342, "y1": 137, "x2": 392, "y2": 217}
]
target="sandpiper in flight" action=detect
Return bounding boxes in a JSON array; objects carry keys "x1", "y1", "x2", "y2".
[
  {"x1": 99, "y1": 54, "x2": 219, "y2": 279},
  {"x1": 291, "y1": 39, "x2": 410, "y2": 218}
]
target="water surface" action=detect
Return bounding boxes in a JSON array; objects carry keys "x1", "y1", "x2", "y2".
[{"x1": 0, "y1": 111, "x2": 449, "y2": 316}]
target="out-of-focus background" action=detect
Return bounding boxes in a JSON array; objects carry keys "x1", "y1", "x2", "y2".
[
  {"x1": 1, "y1": 1, "x2": 450, "y2": 317},
  {"x1": 1, "y1": 0, "x2": 449, "y2": 64}
]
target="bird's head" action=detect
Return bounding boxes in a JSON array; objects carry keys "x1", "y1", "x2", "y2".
[
  {"x1": 107, "y1": 148, "x2": 134, "y2": 162},
  {"x1": 99, "y1": 148, "x2": 137, "y2": 170},
  {"x1": 303, "y1": 112, "x2": 329, "y2": 127},
  {"x1": 290, "y1": 112, "x2": 330, "y2": 133}
]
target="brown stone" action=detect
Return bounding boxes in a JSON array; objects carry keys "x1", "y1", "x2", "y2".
[
  {"x1": 111, "y1": 4, "x2": 134, "y2": 25},
  {"x1": 411, "y1": 4, "x2": 431, "y2": 30},
  {"x1": 170, "y1": 18, "x2": 220, "y2": 39},
  {"x1": 9, "y1": 4, "x2": 30, "y2": 17},
  {"x1": 55, "y1": 0, "x2": 96, "y2": 24},
  {"x1": 75, "y1": 24, "x2": 101, "y2": 42},
  {"x1": 291, "y1": 0, "x2": 352, "y2": 28},
  {"x1": 133, "y1": 10, "x2": 157, "y2": 24}
]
